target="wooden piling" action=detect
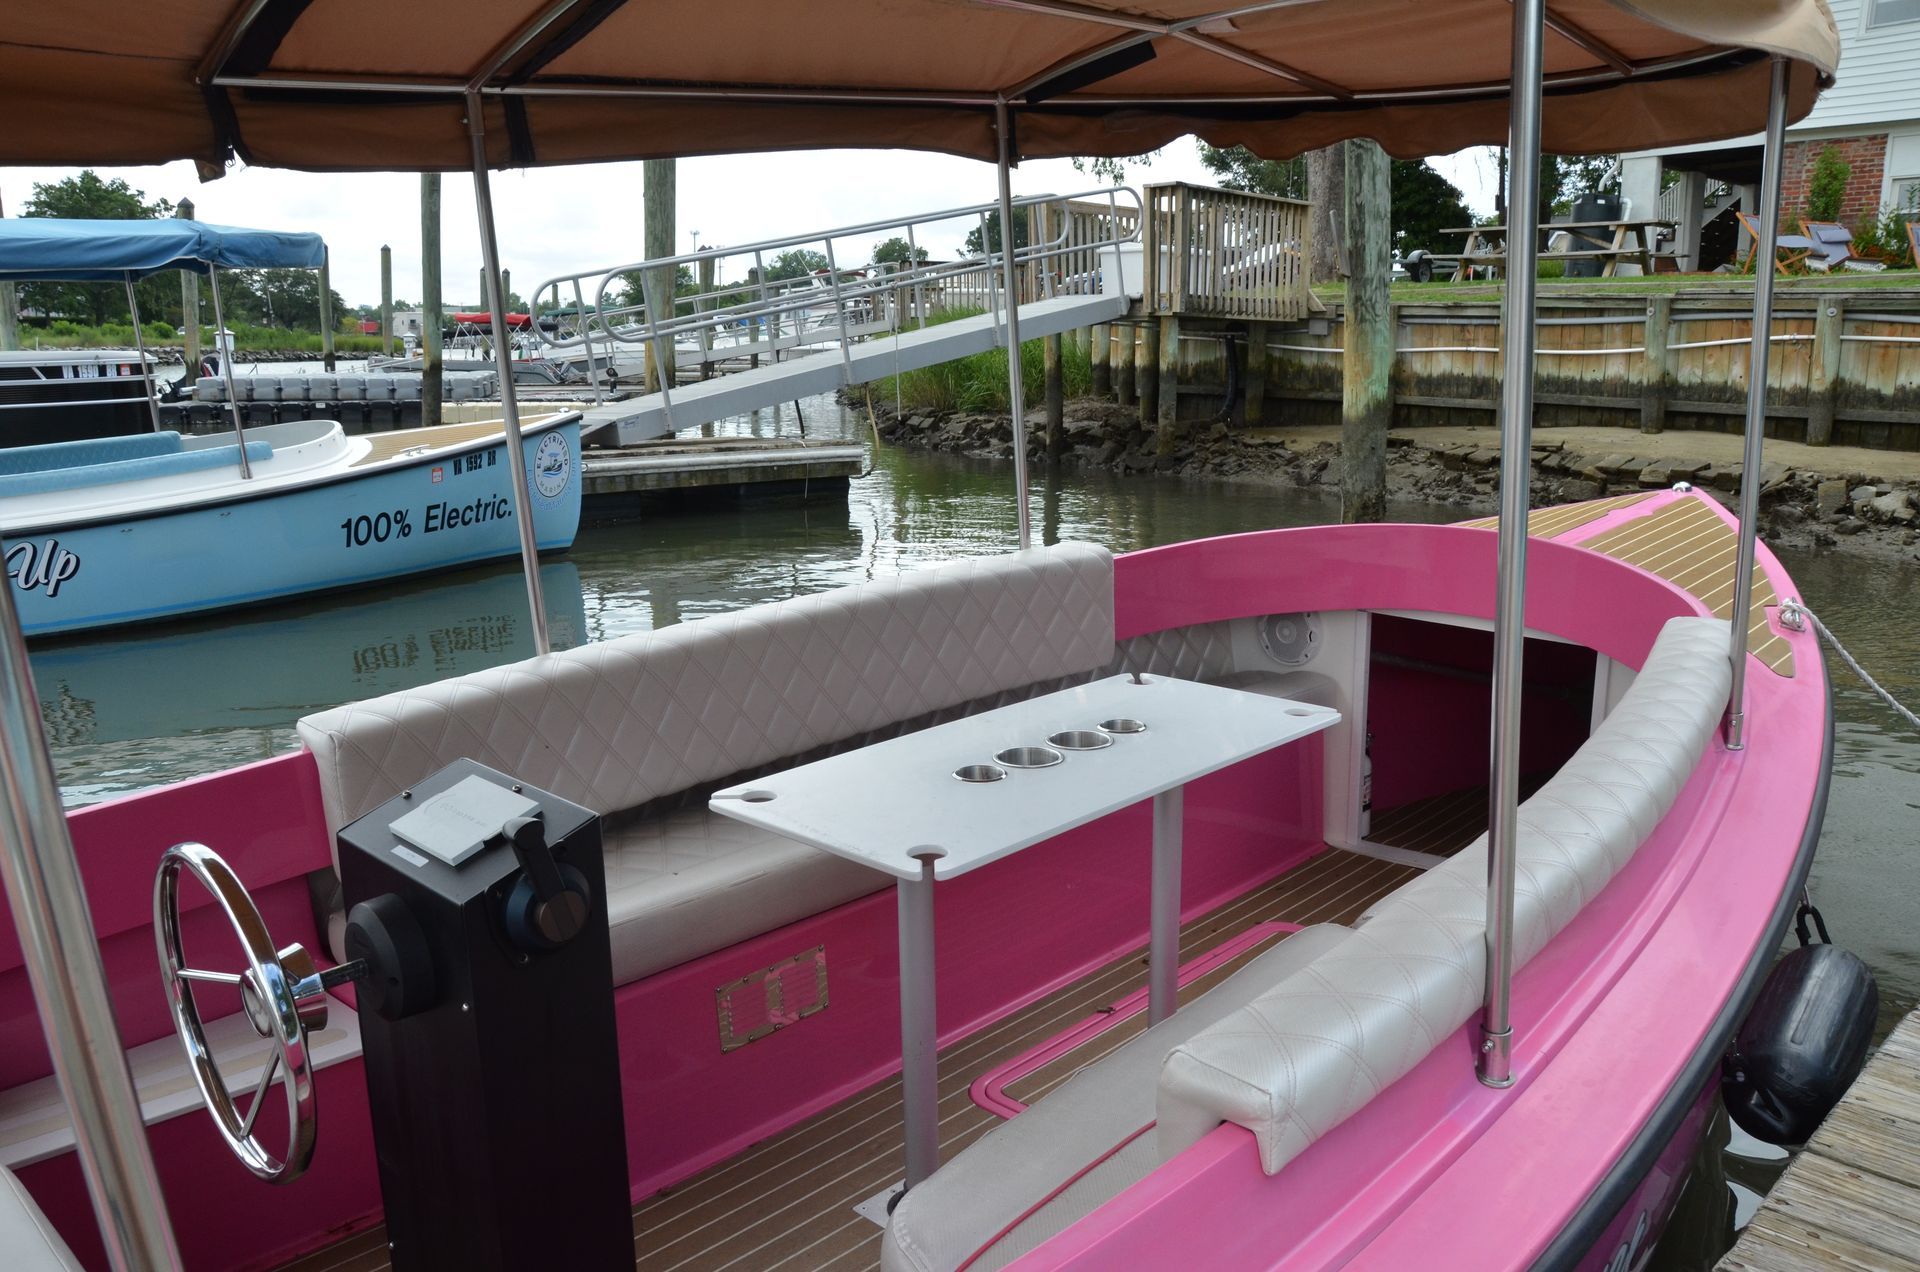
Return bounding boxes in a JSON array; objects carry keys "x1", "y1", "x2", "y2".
[
  {"x1": 421, "y1": 173, "x2": 443, "y2": 428},
  {"x1": 1155, "y1": 317, "x2": 1183, "y2": 457},
  {"x1": 379, "y1": 245, "x2": 393, "y2": 358},
  {"x1": 1807, "y1": 299, "x2": 1845, "y2": 447},
  {"x1": 318, "y1": 248, "x2": 336, "y2": 373},
  {"x1": 1641, "y1": 294, "x2": 1671, "y2": 435},
  {"x1": 643, "y1": 158, "x2": 676, "y2": 392},
  {"x1": 1090, "y1": 323, "x2": 1112, "y2": 397},
  {"x1": 1044, "y1": 332, "x2": 1065, "y2": 457},
  {"x1": 1340, "y1": 141, "x2": 1392, "y2": 524},
  {"x1": 177, "y1": 199, "x2": 200, "y2": 374},
  {"x1": 1137, "y1": 320, "x2": 1161, "y2": 430},
  {"x1": 1116, "y1": 324, "x2": 1138, "y2": 407},
  {"x1": 1244, "y1": 321, "x2": 1271, "y2": 426}
]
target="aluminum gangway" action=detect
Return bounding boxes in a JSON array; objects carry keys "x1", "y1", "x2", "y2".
[{"x1": 529, "y1": 188, "x2": 1142, "y2": 446}]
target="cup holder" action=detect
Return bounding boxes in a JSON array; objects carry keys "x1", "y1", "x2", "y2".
[
  {"x1": 953, "y1": 764, "x2": 1008, "y2": 783},
  {"x1": 1048, "y1": 729, "x2": 1113, "y2": 751},
  {"x1": 1099, "y1": 718, "x2": 1147, "y2": 735},
  {"x1": 995, "y1": 745, "x2": 1065, "y2": 769}
]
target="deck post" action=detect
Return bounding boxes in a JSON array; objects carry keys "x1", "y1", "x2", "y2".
[
  {"x1": 1727, "y1": 57, "x2": 1792, "y2": 751},
  {"x1": 1090, "y1": 322, "x2": 1112, "y2": 396},
  {"x1": 1115, "y1": 324, "x2": 1137, "y2": 406},
  {"x1": 466, "y1": 91, "x2": 552, "y2": 656},
  {"x1": 379, "y1": 244, "x2": 393, "y2": 358},
  {"x1": 1807, "y1": 299, "x2": 1845, "y2": 447},
  {"x1": 1044, "y1": 332, "x2": 1065, "y2": 457},
  {"x1": 993, "y1": 99, "x2": 1033, "y2": 549},
  {"x1": 1244, "y1": 321, "x2": 1270, "y2": 426},
  {"x1": 1341, "y1": 140, "x2": 1393, "y2": 524},
  {"x1": 1640, "y1": 294, "x2": 1671, "y2": 434},
  {"x1": 0, "y1": 578, "x2": 182, "y2": 1269},
  {"x1": 421, "y1": 172, "x2": 444, "y2": 428},
  {"x1": 1479, "y1": 0, "x2": 1546, "y2": 1091},
  {"x1": 1155, "y1": 316, "x2": 1182, "y2": 457},
  {"x1": 1137, "y1": 319, "x2": 1160, "y2": 431},
  {"x1": 176, "y1": 199, "x2": 200, "y2": 375}
]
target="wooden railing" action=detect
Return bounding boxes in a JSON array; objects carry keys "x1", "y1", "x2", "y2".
[{"x1": 1141, "y1": 182, "x2": 1311, "y2": 320}]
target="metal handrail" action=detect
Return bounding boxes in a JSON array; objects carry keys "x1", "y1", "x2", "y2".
[{"x1": 526, "y1": 186, "x2": 1141, "y2": 368}]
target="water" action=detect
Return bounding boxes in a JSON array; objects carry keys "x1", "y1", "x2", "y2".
[{"x1": 29, "y1": 394, "x2": 1920, "y2": 1264}]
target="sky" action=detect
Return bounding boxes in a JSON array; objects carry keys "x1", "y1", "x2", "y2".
[{"x1": 1, "y1": 143, "x2": 1501, "y2": 311}]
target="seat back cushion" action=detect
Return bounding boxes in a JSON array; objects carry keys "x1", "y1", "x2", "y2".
[
  {"x1": 1156, "y1": 616, "x2": 1731, "y2": 1175},
  {"x1": 297, "y1": 542, "x2": 1115, "y2": 838},
  {"x1": 1, "y1": 1166, "x2": 81, "y2": 1270}
]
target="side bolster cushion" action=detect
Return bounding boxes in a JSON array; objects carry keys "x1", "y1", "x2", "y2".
[
  {"x1": 296, "y1": 542, "x2": 1115, "y2": 839},
  {"x1": 1157, "y1": 616, "x2": 1731, "y2": 1175}
]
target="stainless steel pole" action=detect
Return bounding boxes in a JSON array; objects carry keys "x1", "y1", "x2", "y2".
[
  {"x1": 205, "y1": 265, "x2": 253, "y2": 480},
  {"x1": 122, "y1": 275, "x2": 163, "y2": 432},
  {"x1": 467, "y1": 91, "x2": 552, "y2": 657},
  {"x1": 994, "y1": 98, "x2": 1033, "y2": 550},
  {"x1": 1478, "y1": 0, "x2": 1546, "y2": 1090},
  {"x1": 1148, "y1": 787, "x2": 1183, "y2": 1026},
  {"x1": 897, "y1": 859, "x2": 939, "y2": 1189},
  {"x1": 0, "y1": 582, "x2": 181, "y2": 1269},
  {"x1": 1727, "y1": 57, "x2": 1791, "y2": 752}
]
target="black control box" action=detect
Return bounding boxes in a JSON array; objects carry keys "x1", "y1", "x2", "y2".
[{"x1": 337, "y1": 758, "x2": 631, "y2": 1271}]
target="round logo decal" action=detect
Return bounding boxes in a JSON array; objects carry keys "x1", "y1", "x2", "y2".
[{"x1": 533, "y1": 430, "x2": 572, "y2": 499}]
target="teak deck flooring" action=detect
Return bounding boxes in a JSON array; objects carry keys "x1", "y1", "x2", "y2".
[
  {"x1": 280, "y1": 847, "x2": 1417, "y2": 1272},
  {"x1": 1718, "y1": 1008, "x2": 1920, "y2": 1271}
]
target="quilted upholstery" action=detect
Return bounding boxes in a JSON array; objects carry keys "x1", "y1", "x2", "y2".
[
  {"x1": 1156, "y1": 617, "x2": 1731, "y2": 1175},
  {"x1": 0, "y1": 1166, "x2": 80, "y2": 1270},
  {"x1": 882, "y1": 926, "x2": 1355, "y2": 1272},
  {"x1": 297, "y1": 542, "x2": 1116, "y2": 839}
]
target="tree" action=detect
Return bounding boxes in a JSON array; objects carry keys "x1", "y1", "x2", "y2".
[
  {"x1": 1198, "y1": 145, "x2": 1307, "y2": 200},
  {"x1": 1390, "y1": 162, "x2": 1472, "y2": 254},
  {"x1": 1806, "y1": 146, "x2": 1851, "y2": 223},
  {"x1": 872, "y1": 236, "x2": 929, "y2": 268},
  {"x1": 218, "y1": 269, "x2": 346, "y2": 330},
  {"x1": 758, "y1": 249, "x2": 829, "y2": 283},
  {"x1": 20, "y1": 171, "x2": 176, "y2": 326},
  {"x1": 963, "y1": 210, "x2": 1030, "y2": 257}
]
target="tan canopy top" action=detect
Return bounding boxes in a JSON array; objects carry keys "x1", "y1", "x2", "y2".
[{"x1": 3, "y1": 0, "x2": 1837, "y2": 177}]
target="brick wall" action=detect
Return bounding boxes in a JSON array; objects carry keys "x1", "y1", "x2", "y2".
[{"x1": 1779, "y1": 135, "x2": 1888, "y2": 228}]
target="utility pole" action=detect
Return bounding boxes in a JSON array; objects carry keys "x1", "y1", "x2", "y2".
[
  {"x1": 380, "y1": 244, "x2": 393, "y2": 357},
  {"x1": 422, "y1": 174, "x2": 443, "y2": 427},
  {"x1": 1341, "y1": 139, "x2": 1393, "y2": 524},
  {"x1": 0, "y1": 192, "x2": 17, "y2": 352},
  {"x1": 643, "y1": 159, "x2": 676, "y2": 392},
  {"x1": 177, "y1": 199, "x2": 200, "y2": 372}
]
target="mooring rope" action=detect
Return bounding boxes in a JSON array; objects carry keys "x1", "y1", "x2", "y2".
[{"x1": 1781, "y1": 601, "x2": 1920, "y2": 733}]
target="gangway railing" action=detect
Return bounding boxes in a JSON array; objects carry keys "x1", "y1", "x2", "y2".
[{"x1": 527, "y1": 187, "x2": 1141, "y2": 424}]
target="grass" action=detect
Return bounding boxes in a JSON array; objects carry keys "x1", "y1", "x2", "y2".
[
  {"x1": 15, "y1": 322, "x2": 386, "y2": 354},
  {"x1": 867, "y1": 307, "x2": 1095, "y2": 414},
  {"x1": 1314, "y1": 267, "x2": 1920, "y2": 305}
]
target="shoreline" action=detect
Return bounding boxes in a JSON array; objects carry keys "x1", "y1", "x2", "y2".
[{"x1": 863, "y1": 396, "x2": 1920, "y2": 566}]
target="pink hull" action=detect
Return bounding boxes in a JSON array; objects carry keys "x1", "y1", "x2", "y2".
[{"x1": 0, "y1": 494, "x2": 1827, "y2": 1270}]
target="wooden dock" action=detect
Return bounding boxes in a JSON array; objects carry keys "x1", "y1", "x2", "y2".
[
  {"x1": 1717, "y1": 1007, "x2": 1920, "y2": 1271},
  {"x1": 581, "y1": 436, "x2": 864, "y2": 518}
]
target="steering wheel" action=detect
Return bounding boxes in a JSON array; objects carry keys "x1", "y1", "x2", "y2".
[{"x1": 154, "y1": 842, "x2": 338, "y2": 1183}]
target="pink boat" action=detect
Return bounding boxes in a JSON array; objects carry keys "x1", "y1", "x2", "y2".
[{"x1": 0, "y1": 2, "x2": 1875, "y2": 1271}]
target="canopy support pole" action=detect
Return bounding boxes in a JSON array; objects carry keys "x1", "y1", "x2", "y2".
[
  {"x1": 0, "y1": 578, "x2": 181, "y2": 1268},
  {"x1": 1478, "y1": 0, "x2": 1545, "y2": 1091},
  {"x1": 994, "y1": 98, "x2": 1032, "y2": 551},
  {"x1": 1727, "y1": 56, "x2": 1790, "y2": 752},
  {"x1": 467, "y1": 91, "x2": 552, "y2": 656},
  {"x1": 206, "y1": 265, "x2": 253, "y2": 480},
  {"x1": 122, "y1": 275, "x2": 163, "y2": 432}
]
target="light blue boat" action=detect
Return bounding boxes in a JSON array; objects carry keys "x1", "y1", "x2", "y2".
[
  {"x1": 0, "y1": 217, "x2": 583, "y2": 637},
  {"x1": 0, "y1": 417, "x2": 583, "y2": 637}
]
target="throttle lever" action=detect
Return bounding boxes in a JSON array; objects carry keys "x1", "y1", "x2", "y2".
[{"x1": 502, "y1": 815, "x2": 590, "y2": 948}]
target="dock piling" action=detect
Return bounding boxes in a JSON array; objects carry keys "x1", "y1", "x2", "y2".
[
  {"x1": 177, "y1": 199, "x2": 199, "y2": 374},
  {"x1": 1116, "y1": 325, "x2": 1137, "y2": 407},
  {"x1": 1808, "y1": 300, "x2": 1845, "y2": 447},
  {"x1": 1155, "y1": 316, "x2": 1182, "y2": 457},
  {"x1": 1641, "y1": 295, "x2": 1672, "y2": 434},
  {"x1": 1341, "y1": 141, "x2": 1392, "y2": 524},
  {"x1": 1090, "y1": 323, "x2": 1112, "y2": 397},
  {"x1": 421, "y1": 173, "x2": 443, "y2": 428}
]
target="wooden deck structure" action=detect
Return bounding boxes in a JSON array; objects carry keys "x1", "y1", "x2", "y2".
[{"x1": 1718, "y1": 1007, "x2": 1920, "y2": 1271}]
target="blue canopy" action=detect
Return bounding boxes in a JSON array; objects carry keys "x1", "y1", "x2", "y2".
[{"x1": 0, "y1": 218, "x2": 325, "y2": 282}]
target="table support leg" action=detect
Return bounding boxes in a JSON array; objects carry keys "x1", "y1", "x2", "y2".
[
  {"x1": 898, "y1": 859, "x2": 939, "y2": 1190},
  {"x1": 1149, "y1": 787, "x2": 1184, "y2": 1026}
]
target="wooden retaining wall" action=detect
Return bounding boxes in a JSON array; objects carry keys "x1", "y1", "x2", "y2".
[{"x1": 1093, "y1": 290, "x2": 1920, "y2": 451}]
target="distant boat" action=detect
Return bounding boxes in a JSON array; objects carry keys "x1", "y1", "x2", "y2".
[{"x1": 0, "y1": 349, "x2": 160, "y2": 447}]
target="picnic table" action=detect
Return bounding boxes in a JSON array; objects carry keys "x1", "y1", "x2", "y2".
[{"x1": 1440, "y1": 218, "x2": 1676, "y2": 281}]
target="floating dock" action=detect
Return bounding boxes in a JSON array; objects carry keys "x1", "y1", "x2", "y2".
[
  {"x1": 581, "y1": 436, "x2": 864, "y2": 518},
  {"x1": 1717, "y1": 1007, "x2": 1920, "y2": 1271}
]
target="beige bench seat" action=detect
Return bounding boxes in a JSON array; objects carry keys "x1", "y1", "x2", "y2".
[{"x1": 0, "y1": 1167, "x2": 79, "y2": 1270}]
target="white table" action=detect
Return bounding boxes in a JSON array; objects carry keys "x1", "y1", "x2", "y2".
[{"x1": 710, "y1": 673, "x2": 1339, "y2": 1189}]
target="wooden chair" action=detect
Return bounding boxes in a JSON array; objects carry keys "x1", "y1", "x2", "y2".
[
  {"x1": 1736, "y1": 212, "x2": 1814, "y2": 273},
  {"x1": 1800, "y1": 219, "x2": 1888, "y2": 273}
]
